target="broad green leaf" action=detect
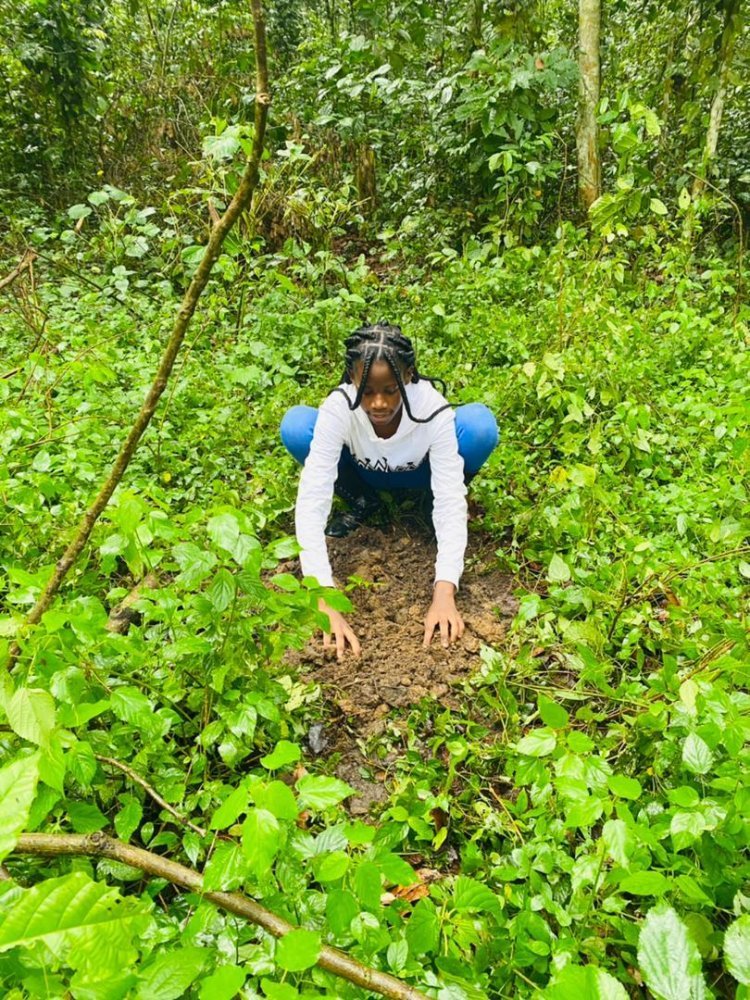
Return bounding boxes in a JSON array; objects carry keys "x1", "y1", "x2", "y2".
[
  {"x1": 67, "y1": 800, "x2": 108, "y2": 833},
  {"x1": 607, "y1": 774, "x2": 642, "y2": 800},
  {"x1": 198, "y1": 965, "x2": 246, "y2": 1000},
  {"x1": 682, "y1": 734, "x2": 713, "y2": 775},
  {"x1": 260, "y1": 740, "x2": 301, "y2": 770},
  {"x1": 256, "y1": 780, "x2": 298, "y2": 821},
  {"x1": 650, "y1": 198, "x2": 668, "y2": 215},
  {"x1": 725, "y1": 915, "x2": 750, "y2": 985},
  {"x1": 548, "y1": 554, "x2": 571, "y2": 583},
  {"x1": 516, "y1": 729, "x2": 557, "y2": 757},
  {"x1": 670, "y1": 811, "x2": 706, "y2": 851},
  {"x1": 68, "y1": 203, "x2": 93, "y2": 220},
  {"x1": 136, "y1": 947, "x2": 209, "y2": 999},
  {"x1": 262, "y1": 981, "x2": 299, "y2": 1000},
  {"x1": 202, "y1": 842, "x2": 249, "y2": 891},
  {"x1": 7, "y1": 688, "x2": 56, "y2": 745},
  {"x1": 620, "y1": 871, "x2": 670, "y2": 896},
  {"x1": 538, "y1": 695, "x2": 569, "y2": 729},
  {"x1": 326, "y1": 889, "x2": 359, "y2": 936},
  {"x1": 374, "y1": 852, "x2": 417, "y2": 886},
  {"x1": 0, "y1": 752, "x2": 40, "y2": 861},
  {"x1": 452, "y1": 876, "x2": 503, "y2": 920},
  {"x1": 601, "y1": 819, "x2": 632, "y2": 867},
  {"x1": 208, "y1": 568, "x2": 236, "y2": 612},
  {"x1": 206, "y1": 512, "x2": 241, "y2": 552},
  {"x1": 202, "y1": 127, "x2": 241, "y2": 161},
  {"x1": 210, "y1": 784, "x2": 250, "y2": 829},
  {"x1": 0, "y1": 872, "x2": 152, "y2": 973},
  {"x1": 312, "y1": 850, "x2": 350, "y2": 882},
  {"x1": 638, "y1": 903, "x2": 706, "y2": 1000},
  {"x1": 354, "y1": 861, "x2": 382, "y2": 909},
  {"x1": 405, "y1": 898, "x2": 439, "y2": 955},
  {"x1": 275, "y1": 929, "x2": 321, "y2": 971},
  {"x1": 242, "y1": 807, "x2": 280, "y2": 876},
  {"x1": 542, "y1": 962, "x2": 628, "y2": 999},
  {"x1": 296, "y1": 775, "x2": 354, "y2": 810}
]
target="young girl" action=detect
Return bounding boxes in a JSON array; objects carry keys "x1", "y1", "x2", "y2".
[{"x1": 280, "y1": 323, "x2": 498, "y2": 659}]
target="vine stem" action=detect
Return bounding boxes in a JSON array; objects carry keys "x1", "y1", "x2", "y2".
[
  {"x1": 4, "y1": 0, "x2": 271, "y2": 671},
  {"x1": 11, "y1": 832, "x2": 429, "y2": 1000}
]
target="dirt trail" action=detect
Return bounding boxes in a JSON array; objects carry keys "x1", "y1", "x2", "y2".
[{"x1": 287, "y1": 522, "x2": 518, "y2": 813}]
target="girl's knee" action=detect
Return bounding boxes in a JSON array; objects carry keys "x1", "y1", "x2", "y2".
[{"x1": 280, "y1": 405, "x2": 317, "y2": 461}]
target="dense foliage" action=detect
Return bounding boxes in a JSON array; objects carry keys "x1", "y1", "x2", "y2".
[{"x1": 1, "y1": 1, "x2": 748, "y2": 998}]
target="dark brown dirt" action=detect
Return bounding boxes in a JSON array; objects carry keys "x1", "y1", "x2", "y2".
[{"x1": 287, "y1": 522, "x2": 518, "y2": 814}]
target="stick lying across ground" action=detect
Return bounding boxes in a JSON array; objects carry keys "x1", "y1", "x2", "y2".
[
  {"x1": 4, "y1": 0, "x2": 269, "y2": 671},
  {"x1": 11, "y1": 833, "x2": 429, "y2": 1000}
]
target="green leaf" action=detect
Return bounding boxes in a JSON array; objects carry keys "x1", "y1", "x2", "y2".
[
  {"x1": 670, "y1": 811, "x2": 706, "y2": 851},
  {"x1": 206, "y1": 512, "x2": 241, "y2": 552},
  {"x1": 538, "y1": 695, "x2": 569, "y2": 729},
  {"x1": 354, "y1": 861, "x2": 382, "y2": 909},
  {"x1": 242, "y1": 808, "x2": 280, "y2": 876},
  {"x1": 7, "y1": 688, "x2": 56, "y2": 745},
  {"x1": 262, "y1": 981, "x2": 299, "y2": 1000},
  {"x1": 516, "y1": 729, "x2": 557, "y2": 757},
  {"x1": 198, "y1": 965, "x2": 246, "y2": 1000},
  {"x1": 601, "y1": 819, "x2": 632, "y2": 867},
  {"x1": 607, "y1": 774, "x2": 642, "y2": 800},
  {"x1": 210, "y1": 784, "x2": 250, "y2": 829},
  {"x1": 452, "y1": 876, "x2": 503, "y2": 920},
  {"x1": 374, "y1": 852, "x2": 417, "y2": 886},
  {"x1": 136, "y1": 947, "x2": 209, "y2": 999},
  {"x1": 542, "y1": 962, "x2": 628, "y2": 999},
  {"x1": 202, "y1": 842, "x2": 248, "y2": 891},
  {"x1": 202, "y1": 127, "x2": 241, "y2": 161},
  {"x1": 0, "y1": 753, "x2": 40, "y2": 861},
  {"x1": 67, "y1": 801, "x2": 109, "y2": 834},
  {"x1": 114, "y1": 797, "x2": 143, "y2": 842},
  {"x1": 208, "y1": 568, "x2": 236, "y2": 612},
  {"x1": 405, "y1": 898, "x2": 439, "y2": 955},
  {"x1": 725, "y1": 915, "x2": 750, "y2": 985},
  {"x1": 313, "y1": 851, "x2": 350, "y2": 882},
  {"x1": 0, "y1": 872, "x2": 152, "y2": 974},
  {"x1": 256, "y1": 780, "x2": 298, "y2": 821},
  {"x1": 548, "y1": 554, "x2": 571, "y2": 583},
  {"x1": 682, "y1": 734, "x2": 713, "y2": 775},
  {"x1": 68, "y1": 203, "x2": 93, "y2": 220},
  {"x1": 276, "y1": 929, "x2": 321, "y2": 971},
  {"x1": 260, "y1": 740, "x2": 301, "y2": 770},
  {"x1": 326, "y1": 889, "x2": 359, "y2": 936},
  {"x1": 650, "y1": 198, "x2": 668, "y2": 216},
  {"x1": 296, "y1": 775, "x2": 354, "y2": 810},
  {"x1": 620, "y1": 871, "x2": 670, "y2": 896},
  {"x1": 637, "y1": 903, "x2": 706, "y2": 1000}
]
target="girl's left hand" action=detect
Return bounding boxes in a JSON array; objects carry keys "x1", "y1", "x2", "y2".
[{"x1": 423, "y1": 580, "x2": 464, "y2": 648}]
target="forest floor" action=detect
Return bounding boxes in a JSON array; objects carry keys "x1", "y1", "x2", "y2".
[{"x1": 287, "y1": 517, "x2": 518, "y2": 814}]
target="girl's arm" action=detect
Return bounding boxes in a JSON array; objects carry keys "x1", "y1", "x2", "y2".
[{"x1": 424, "y1": 411, "x2": 468, "y2": 646}]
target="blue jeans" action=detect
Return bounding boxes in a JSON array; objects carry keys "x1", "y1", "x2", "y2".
[{"x1": 280, "y1": 403, "x2": 498, "y2": 490}]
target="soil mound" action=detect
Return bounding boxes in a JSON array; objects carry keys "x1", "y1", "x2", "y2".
[{"x1": 287, "y1": 522, "x2": 517, "y2": 811}]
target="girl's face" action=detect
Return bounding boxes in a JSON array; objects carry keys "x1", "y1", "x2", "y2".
[{"x1": 353, "y1": 359, "x2": 412, "y2": 437}]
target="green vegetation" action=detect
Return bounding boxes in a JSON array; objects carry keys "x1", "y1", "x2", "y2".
[{"x1": 0, "y1": 1, "x2": 748, "y2": 998}]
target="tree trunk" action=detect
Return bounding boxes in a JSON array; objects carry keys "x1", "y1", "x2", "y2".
[
  {"x1": 576, "y1": 0, "x2": 602, "y2": 212},
  {"x1": 692, "y1": 0, "x2": 743, "y2": 197},
  {"x1": 5, "y1": 0, "x2": 271, "y2": 670}
]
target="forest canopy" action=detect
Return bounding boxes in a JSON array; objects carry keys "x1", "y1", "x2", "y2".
[{"x1": 0, "y1": 1, "x2": 748, "y2": 999}]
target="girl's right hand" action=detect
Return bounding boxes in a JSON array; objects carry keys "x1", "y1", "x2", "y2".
[{"x1": 318, "y1": 599, "x2": 362, "y2": 660}]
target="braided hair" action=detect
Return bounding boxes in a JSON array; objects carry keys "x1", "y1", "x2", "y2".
[{"x1": 335, "y1": 323, "x2": 451, "y2": 424}]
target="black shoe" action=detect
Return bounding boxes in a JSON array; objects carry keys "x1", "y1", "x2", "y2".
[{"x1": 325, "y1": 496, "x2": 381, "y2": 537}]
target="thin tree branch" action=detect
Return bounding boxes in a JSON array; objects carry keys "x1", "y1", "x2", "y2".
[
  {"x1": 5, "y1": 0, "x2": 271, "y2": 671},
  {"x1": 11, "y1": 832, "x2": 428, "y2": 1000},
  {"x1": 0, "y1": 251, "x2": 37, "y2": 293},
  {"x1": 94, "y1": 754, "x2": 206, "y2": 837}
]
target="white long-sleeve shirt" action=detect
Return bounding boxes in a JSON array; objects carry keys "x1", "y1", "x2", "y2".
[{"x1": 295, "y1": 380, "x2": 467, "y2": 589}]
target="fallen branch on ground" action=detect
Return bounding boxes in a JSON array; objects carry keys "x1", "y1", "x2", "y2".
[{"x1": 11, "y1": 832, "x2": 428, "y2": 1000}]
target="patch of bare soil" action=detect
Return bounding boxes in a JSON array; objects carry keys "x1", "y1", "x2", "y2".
[{"x1": 287, "y1": 522, "x2": 518, "y2": 814}]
